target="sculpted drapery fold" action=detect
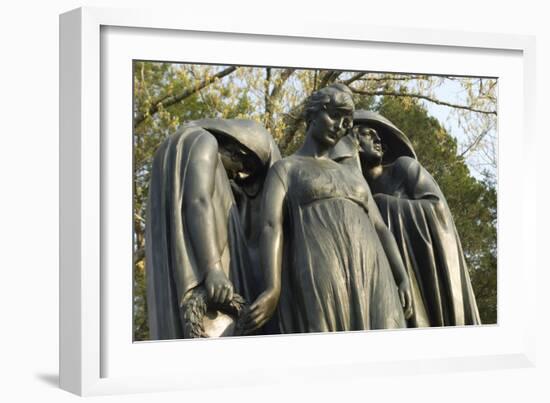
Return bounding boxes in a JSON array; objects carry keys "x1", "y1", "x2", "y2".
[{"x1": 331, "y1": 110, "x2": 481, "y2": 327}]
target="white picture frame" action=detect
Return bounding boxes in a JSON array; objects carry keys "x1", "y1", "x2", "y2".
[{"x1": 59, "y1": 6, "x2": 537, "y2": 396}]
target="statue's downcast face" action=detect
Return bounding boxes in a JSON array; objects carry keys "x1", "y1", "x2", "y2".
[
  {"x1": 306, "y1": 85, "x2": 354, "y2": 147},
  {"x1": 215, "y1": 134, "x2": 263, "y2": 184},
  {"x1": 311, "y1": 102, "x2": 354, "y2": 147},
  {"x1": 356, "y1": 125, "x2": 384, "y2": 165}
]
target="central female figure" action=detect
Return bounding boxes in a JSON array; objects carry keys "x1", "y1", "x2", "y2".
[{"x1": 243, "y1": 84, "x2": 412, "y2": 334}]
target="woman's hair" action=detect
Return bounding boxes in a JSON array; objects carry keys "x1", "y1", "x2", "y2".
[{"x1": 304, "y1": 83, "x2": 354, "y2": 130}]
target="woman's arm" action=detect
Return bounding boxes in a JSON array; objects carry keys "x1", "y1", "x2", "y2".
[
  {"x1": 242, "y1": 164, "x2": 287, "y2": 333},
  {"x1": 183, "y1": 132, "x2": 233, "y2": 305},
  {"x1": 368, "y1": 193, "x2": 413, "y2": 319}
]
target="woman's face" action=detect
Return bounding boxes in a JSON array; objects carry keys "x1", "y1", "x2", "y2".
[
  {"x1": 218, "y1": 138, "x2": 262, "y2": 184},
  {"x1": 310, "y1": 99, "x2": 353, "y2": 147},
  {"x1": 356, "y1": 125, "x2": 384, "y2": 165}
]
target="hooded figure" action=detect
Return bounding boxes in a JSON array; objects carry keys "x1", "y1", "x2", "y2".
[
  {"x1": 197, "y1": 119, "x2": 282, "y2": 302},
  {"x1": 146, "y1": 119, "x2": 279, "y2": 340},
  {"x1": 331, "y1": 110, "x2": 416, "y2": 168},
  {"x1": 331, "y1": 110, "x2": 480, "y2": 327}
]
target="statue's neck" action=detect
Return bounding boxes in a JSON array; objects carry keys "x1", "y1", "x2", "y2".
[
  {"x1": 362, "y1": 159, "x2": 384, "y2": 185},
  {"x1": 296, "y1": 132, "x2": 330, "y2": 159}
]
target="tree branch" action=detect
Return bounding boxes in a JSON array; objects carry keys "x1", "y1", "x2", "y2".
[
  {"x1": 264, "y1": 68, "x2": 271, "y2": 115},
  {"x1": 459, "y1": 128, "x2": 491, "y2": 158},
  {"x1": 134, "y1": 212, "x2": 146, "y2": 224},
  {"x1": 343, "y1": 72, "x2": 367, "y2": 85},
  {"x1": 265, "y1": 68, "x2": 295, "y2": 132},
  {"x1": 359, "y1": 75, "x2": 430, "y2": 82},
  {"x1": 134, "y1": 66, "x2": 238, "y2": 128},
  {"x1": 134, "y1": 247, "x2": 145, "y2": 265},
  {"x1": 319, "y1": 70, "x2": 342, "y2": 88},
  {"x1": 350, "y1": 88, "x2": 497, "y2": 115},
  {"x1": 279, "y1": 101, "x2": 307, "y2": 152},
  {"x1": 270, "y1": 68, "x2": 295, "y2": 99}
]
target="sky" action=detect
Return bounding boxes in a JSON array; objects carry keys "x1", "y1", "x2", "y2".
[{"x1": 419, "y1": 79, "x2": 497, "y2": 181}]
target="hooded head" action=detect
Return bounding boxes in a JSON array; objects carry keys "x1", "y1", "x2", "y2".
[
  {"x1": 189, "y1": 119, "x2": 280, "y2": 185},
  {"x1": 352, "y1": 110, "x2": 416, "y2": 165}
]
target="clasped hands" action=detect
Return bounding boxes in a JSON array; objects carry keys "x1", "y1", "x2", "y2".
[
  {"x1": 205, "y1": 267, "x2": 412, "y2": 331},
  {"x1": 204, "y1": 267, "x2": 279, "y2": 334}
]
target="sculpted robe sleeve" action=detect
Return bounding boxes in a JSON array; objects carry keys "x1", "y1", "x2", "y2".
[{"x1": 374, "y1": 157, "x2": 481, "y2": 327}]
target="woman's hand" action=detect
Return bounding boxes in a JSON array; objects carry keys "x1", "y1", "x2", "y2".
[
  {"x1": 204, "y1": 267, "x2": 234, "y2": 306},
  {"x1": 241, "y1": 289, "x2": 280, "y2": 334},
  {"x1": 399, "y1": 279, "x2": 413, "y2": 320}
]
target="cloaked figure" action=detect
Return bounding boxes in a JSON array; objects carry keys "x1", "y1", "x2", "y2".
[
  {"x1": 331, "y1": 110, "x2": 481, "y2": 327},
  {"x1": 146, "y1": 119, "x2": 279, "y2": 340}
]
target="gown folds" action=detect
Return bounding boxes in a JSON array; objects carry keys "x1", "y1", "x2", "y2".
[
  {"x1": 270, "y1": 156, "x2": 406, "y2": 333},
  {"x1": 373, "y1": 157, "x2": 481, "y2": 327}
]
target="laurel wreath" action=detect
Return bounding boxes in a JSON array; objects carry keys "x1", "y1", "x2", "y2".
[{"x1": 181, "y1": 287, "x2": 248, "y2": 338}]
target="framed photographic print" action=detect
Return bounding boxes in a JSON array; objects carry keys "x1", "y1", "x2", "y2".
[{"x1": 60, "y1": 6, "x2": 537, "y2": 396}]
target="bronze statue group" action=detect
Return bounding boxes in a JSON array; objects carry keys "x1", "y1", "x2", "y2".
[{"x1": 145, "y1": 83, "x2": 481, "y2": 340}]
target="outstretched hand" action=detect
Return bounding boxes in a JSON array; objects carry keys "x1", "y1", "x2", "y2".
[
  {"x1": 241, "y1": 289, "x2": 280, "y2": 334},
  {"x1": 399, "y1": 280, "x2": 413, "y2": 320},
  {"x1": 204, "y1": 268, "x2": 234, "y2": 306}
]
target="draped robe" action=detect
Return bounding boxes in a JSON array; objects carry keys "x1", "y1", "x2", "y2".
[
  {"x1": 146, "y1": 120, "x2": 277, "y2": 340},
  {"x1": 373, "y1": 156, "x2": 481, "y2": 327}
]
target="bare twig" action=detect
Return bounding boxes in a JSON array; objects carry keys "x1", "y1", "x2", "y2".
[
  {"x1": 343, "y1": 72, "x2": 367, "y2": 85},
  {"x1": 350, "y1": 88, "x2": 497, "y2": 115},
  {"x1": 134, "y1": 66, "x2": 238, "y2": 128},
  {"x1": 265, "y1": 68, "x2": 295, "y2": 132}
]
